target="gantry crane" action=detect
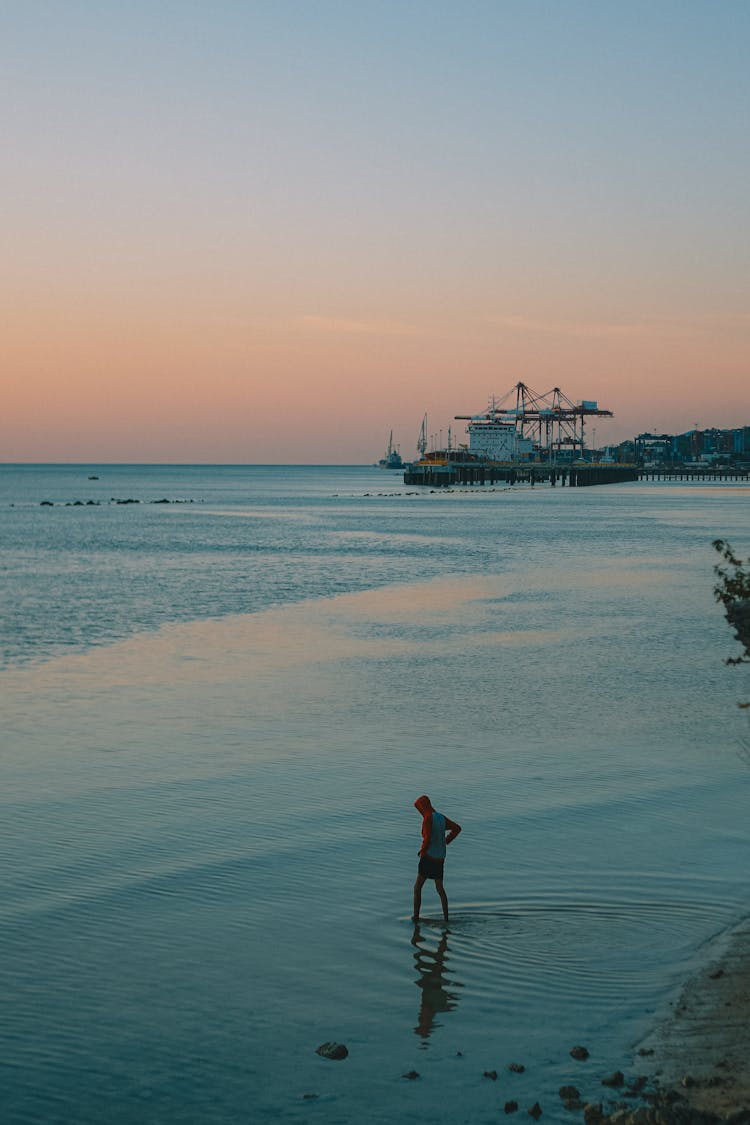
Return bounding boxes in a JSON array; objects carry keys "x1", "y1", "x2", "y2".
[{"x1": 455, "y1": 381, "x2": 613, "y2": 460}]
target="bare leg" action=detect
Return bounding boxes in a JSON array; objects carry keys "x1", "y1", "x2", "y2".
[
  {"x1": 413, "y1": 874, "x2": 426, "y2": 921},
  {"x1": 435, "y1": 879, "x2": 449, "y2": 923}
]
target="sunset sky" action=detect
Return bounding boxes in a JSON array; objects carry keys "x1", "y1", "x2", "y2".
[{"x1": 3, "y1": 1, "x2": 749, "y2": 463}]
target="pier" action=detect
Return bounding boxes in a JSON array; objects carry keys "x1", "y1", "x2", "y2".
[
  {"x1": 637, "y1": 467, "x2": 749, "y2": 482},
  {"x1": 403, "y1": 461, "x2": 750, "y2": 488},
  {"x1": 403, "y1": 463, "x2": 640, "y2": 487}
]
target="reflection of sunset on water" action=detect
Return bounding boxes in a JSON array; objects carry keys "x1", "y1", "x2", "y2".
[{"x1": 3, "y1": 464, "x2": 750, "y2": 1123}]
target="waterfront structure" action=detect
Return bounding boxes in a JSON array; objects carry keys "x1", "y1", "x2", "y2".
[
  {"x1": 402, "y1": 460, "x2": 748, "y2": 488},
  {"x1": 403, "y1": 461, "x2": 639, "y2": 487}
]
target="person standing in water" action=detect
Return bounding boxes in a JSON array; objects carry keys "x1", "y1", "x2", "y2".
[{"x1": 413, "y1": 795, "x2": 461, "y2": 923}]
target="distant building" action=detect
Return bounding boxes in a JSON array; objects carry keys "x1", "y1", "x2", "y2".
[
  {"x1": 634, "y1": 433, "x2": 674, "y2": 464},
  {"x1": 634, "y1": 425, "x2": 750, "y2": 465},
  {"x1": 599, "y1": 440, "x2": 636, "y2": 463}
]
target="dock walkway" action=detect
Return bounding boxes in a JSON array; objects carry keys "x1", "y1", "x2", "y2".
[
  {"x1": 403, "y1": 463, "x2": 749, "y2": 488},
  {"x1": 403, "y1": 464, "x2": 638, "y2": 487}
]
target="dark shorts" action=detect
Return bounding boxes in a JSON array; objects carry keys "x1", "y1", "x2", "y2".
[{"x1": 418, "y1": 855, "x2": 445, "y2": 881}]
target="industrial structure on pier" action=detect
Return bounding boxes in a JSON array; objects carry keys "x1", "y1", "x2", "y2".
[
  {"x1": 421, "y1": 381, "x2": 613, "y2": 464},
  {"x1": 456, "y1": 381, "x2": 613, "y2": 463},
  {"x1": 401, "y1": 381, "x2": 750, "y2": 487},
  {"x1": 403, "y1": 382, "x2": 618, "y2": 486}
]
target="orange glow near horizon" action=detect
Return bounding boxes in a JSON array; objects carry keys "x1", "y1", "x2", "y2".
[
  {"x1": 5, "y1": 282, "x2": 749, "y2": 461},
  {"x1": 3, "y1": 5, "x2": 749, "y2": 462}
]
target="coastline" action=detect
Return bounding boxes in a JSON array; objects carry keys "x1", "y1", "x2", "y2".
[{"x1": 624, "y1": 915, "x2": 750, "y2": 1120}]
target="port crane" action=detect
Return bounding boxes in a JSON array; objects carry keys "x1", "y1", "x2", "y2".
[
  {"x1": 455, "y1": 381, "x2": 613, "y2": 459},
  {"x1": 416, "y1": 413, "x2": 428, "y2": 457}
]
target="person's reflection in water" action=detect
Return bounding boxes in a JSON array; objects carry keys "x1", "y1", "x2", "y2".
[{"x1": 411, "y1": 924, "x2": 462, "y2": 1043}]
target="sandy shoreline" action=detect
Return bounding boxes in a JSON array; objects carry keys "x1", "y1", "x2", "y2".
[{"x1": 627, "y1": 916, "x2": 750, "y2": 1119}]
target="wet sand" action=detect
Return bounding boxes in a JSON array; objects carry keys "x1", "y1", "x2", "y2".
[{"x1": 635, "y1": 916, "x2": 750, "y2": 1118}]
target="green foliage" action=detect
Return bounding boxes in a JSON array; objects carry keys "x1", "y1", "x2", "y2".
[{"x1": 713, "y1": 539, "x2": 750, "y2": 667}]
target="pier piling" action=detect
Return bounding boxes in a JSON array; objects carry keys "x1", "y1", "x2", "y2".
[{"x1": 402, "y1": 463, "x2": 641, "y2": 488}]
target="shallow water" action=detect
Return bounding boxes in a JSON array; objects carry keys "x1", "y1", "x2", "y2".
[{"x1": 1, "y1": 465, "x2": 749, "y2": 1123}]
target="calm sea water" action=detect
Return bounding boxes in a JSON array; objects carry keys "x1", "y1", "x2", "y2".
[{"x1": 2, "y1": 464, "x2": 749, "y2": 1124}]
